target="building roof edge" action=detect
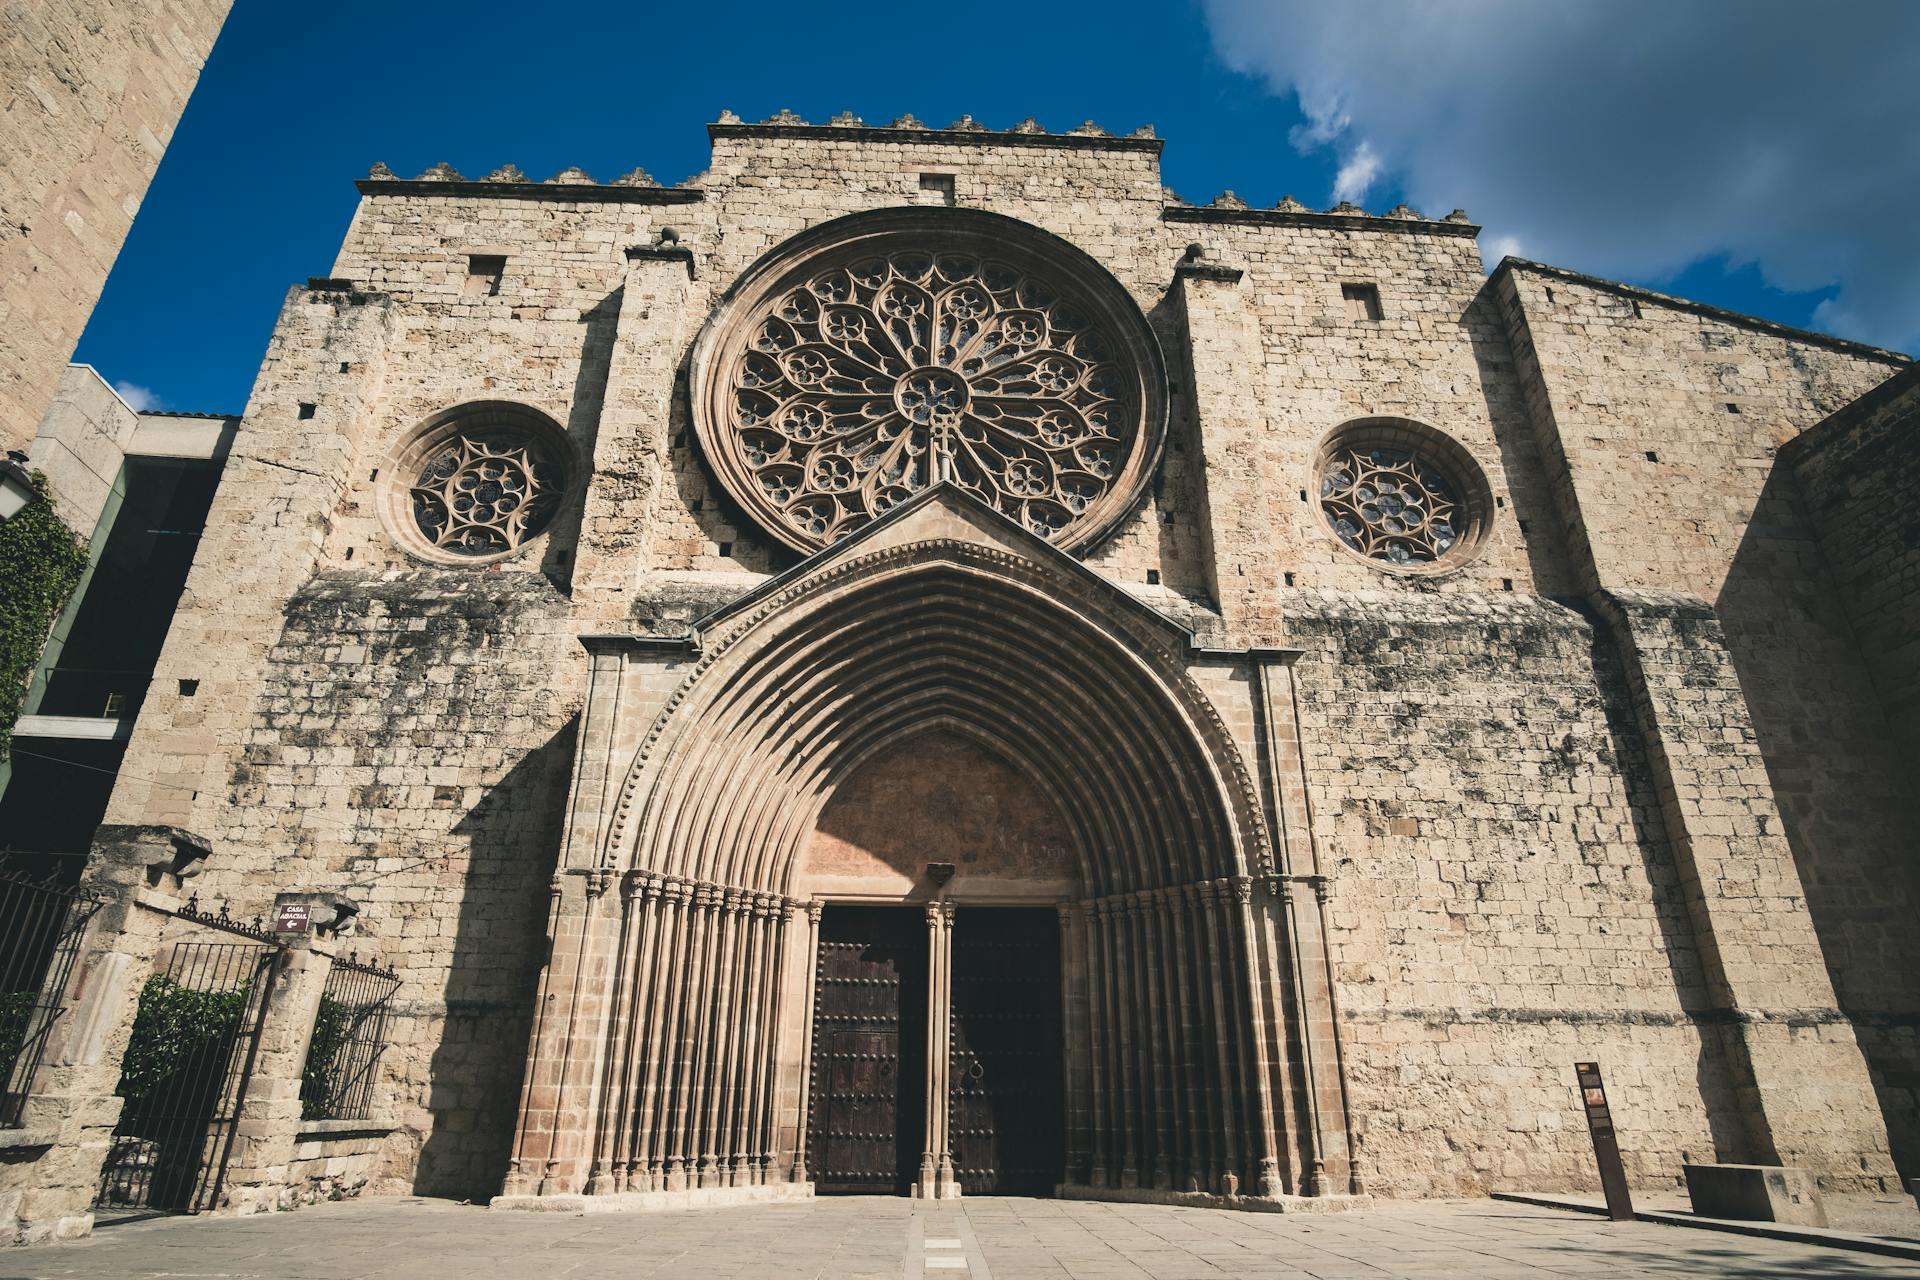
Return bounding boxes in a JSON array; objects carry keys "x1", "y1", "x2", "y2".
[{"x1": 1496, "y1": 257, "x2": 1913, "y2": 364}]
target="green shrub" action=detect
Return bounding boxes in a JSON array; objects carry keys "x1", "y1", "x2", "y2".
[
  {"x1": 0, "y1": 989, "x2": 39, "y2": 1085},
  {"x1": 118, "y1": 974, "x2": 248, "y2": 1105},
  {"x1": 0, "y1": 472, "x2": 88, "y2": 764},
  {"x1": 299, "y1": 994, "x2": 354, "y2": 1120}
]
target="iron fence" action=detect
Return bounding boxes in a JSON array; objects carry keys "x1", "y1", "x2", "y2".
[
  {"x1": 0, "y1": 854, "x2": 104, "y2": 1127},
  {"x1": 300, "y1": 954, "x2": 400, "y2": 1122},
  {"x1": 95, "y1": 900, "x2": 282, "y2": 1215}
]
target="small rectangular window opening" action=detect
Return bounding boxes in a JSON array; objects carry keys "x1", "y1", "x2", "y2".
[
  {"x1": 298, "y1": 402, "x2": 316, "y2": 419},
  {"x1": 1545, "y1": 286, "x2": 1556, "y2": 304},
  {"x1": 1146, "y1": 569, "x2": 1161, "y2": 585},
  {"x1": 718, "y1": 541, "x2": 733, "y2": 557},
  {"x1": 1283, "y1": 572, "x2": 1296, "y2": 587},
  {"x1": 1645, "y1": 450, "x2": 1660, "y2": 462},
  {"x1": 1725, "y1": 402, "x2": 1740, "y2": 414},
  {"x1": 919, "y1": 173, "x2": 956, "y2": 206},
  {"x1": 178, "y1": 678, "x2": 199, "y2": 697},
  {"x1": 466, "y1": 254, "x2": 507, "y2": 297},
  {"x1": 1502, "y1": 578, "x2": 1515, "y2": 592},
  {"x1": 1342, "y1": 283, "x2": 1383, "y2": 321},
  {"x1": 339, "y1": 362, "x2": 351, "y2": 373}
]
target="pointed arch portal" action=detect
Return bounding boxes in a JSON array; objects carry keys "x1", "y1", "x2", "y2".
[{"x1": 502, "y1": 490, "x2": 1351, "y2": 1208}]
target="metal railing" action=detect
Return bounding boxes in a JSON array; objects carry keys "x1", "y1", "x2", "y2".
[
  {"x1": 300, "y1": 954, "x2": 400, "y2": 1122},
  {"x1": 0, "y1": 855, "x2": 104, "y2": 1126}
]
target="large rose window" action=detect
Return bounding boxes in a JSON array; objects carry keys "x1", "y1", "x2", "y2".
[{"x1": 692, "y1": 212, "x2": 1167, "y2": 553}]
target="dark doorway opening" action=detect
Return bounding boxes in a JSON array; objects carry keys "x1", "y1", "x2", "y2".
[
  {"x1": 807, "y1": 906, "x2": 925, "y2": 1194},
  {"x1": 951, "y1": 907, "x2": 1064, "y2": 1195}
]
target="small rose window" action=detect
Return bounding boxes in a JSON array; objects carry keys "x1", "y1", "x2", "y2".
[
  {"x1": 1314, "y1": 420, "x2": 1492, "y2": 573},
  {"x1": 383, "y1": 403, "x2": 574, "y2": 564}
]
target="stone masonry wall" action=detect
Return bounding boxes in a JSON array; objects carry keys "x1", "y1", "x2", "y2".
[
  {"x1": 1289, "y1": 590, "x2": 1734, "y2": 1196},
  {"x1": 1782, "y1": 365, "x2": 1920, "y2": 755},
  {"x1": 0, "y1": 0, "x2": 232, "y2": 453},
  {"x1": 1778, "y1": 366, "x2": 1920, "y2": 1171},
  {"x1": 324, "y1": 133, "x2": 1565, "y2": 632},
  {"x1": 202, "y1": 571, "x2": 581, "y2": 1198},
  {"x1": 1497, "y1": 264, "x2": 1919, "y2": 1178}
]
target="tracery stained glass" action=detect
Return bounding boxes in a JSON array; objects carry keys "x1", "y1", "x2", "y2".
[
  {"x1": 410, "y1": 430, "x2": 564, "y2": 557},
  {"x1": 1319, "y1": 444, "x2": 1463, "y2": 566},
  {"x1": 724, "y1": 251, "x2": 1136, "y2": 544}
]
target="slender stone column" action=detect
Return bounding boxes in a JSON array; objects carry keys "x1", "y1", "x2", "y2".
[
  {"x1": 1055, "y1": 902, "x2": 1085, "y2": 1186},
  {"x1": 1229, "y1": 877, "x2": 1284, "y2": 1198},
  {"x1": 917, "y1": 901, "x2": 958, "y2": 1199},
  {"x1": 1196, "y1": 882, "x2": 1242, "y2": 1194},
  {"x1": 612, "y1": 875, "x2": 664, "y2": 1190},
  {"x1": 1136, "y1": 894, "x2": 1173, "y2": 1189},
  {"x1": 644, "y1": 879, "x2": 692, "y2": 1190},
  {"x1": 1181, "y1": 885, "x2": 1224, "y2": 1194},
  {"x1": 729, "y1": 895, "x2": 770, "y2": 1185},
  {"x1": 789, "y1": 901, "x2": 823, "y2": 1184},
  {"x1": 1253, "y1": 652, "x2": 1356, "y2": 1195},
  {"x1": 663, "y1": 884, "x2": 715, "y2": 1190},
  {"x1": 753, "y1": 900, "x2": 794, "y2": 1182},
  {"x1": 587, "y1": 871, "x2": 645, "y2": 1196},
  {"x1": 1105, "y1": 899, "x2": 1140, "y2": 1189},
  {"x1": 1083, "y1": 899, "x2": 1110, "y2": 1189}
]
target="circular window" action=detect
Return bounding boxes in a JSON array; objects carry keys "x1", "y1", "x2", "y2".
[
  {"x1": 690, "y1": 209, "x2": 1167, "y2": 553},
  {"x1": 1313, "y1": 419, "x2": 1492, "y2": 573},
  {"x1": 381, "y1": 403, "x2": 574, "y2": 564}
]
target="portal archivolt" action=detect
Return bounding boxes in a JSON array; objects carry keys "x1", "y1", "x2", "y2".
[{"x1": 508, "y1": 536, "x2": 1300, "y2": 1201}]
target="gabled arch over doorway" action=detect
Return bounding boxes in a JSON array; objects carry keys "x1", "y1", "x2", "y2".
[{"x1": 502, "y1": 484, "x2": 1349, "y2": 1209}]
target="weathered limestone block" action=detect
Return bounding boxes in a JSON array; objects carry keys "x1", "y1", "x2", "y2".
[{"x1": 1683, "y1": 1162, "x2": 1826, "y2": 1227}]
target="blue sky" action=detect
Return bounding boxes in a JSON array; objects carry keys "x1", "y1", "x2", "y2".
[{"x1": 79, "y1": 0, "x2": 1917, "y2": 415}]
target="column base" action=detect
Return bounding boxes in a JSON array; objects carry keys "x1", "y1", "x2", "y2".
[{"x1": 491, "y1": 1182, "x2": 814, "y2": 1214}]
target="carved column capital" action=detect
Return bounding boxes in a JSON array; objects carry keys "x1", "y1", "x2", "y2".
[{"x1": 804, "y1": 899, "x2": 824, "y2": 924}]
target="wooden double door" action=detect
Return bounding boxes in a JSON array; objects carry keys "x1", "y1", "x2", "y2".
[{"x1": 807, "y1": 905, "x2": 1062, "y2": 1196}]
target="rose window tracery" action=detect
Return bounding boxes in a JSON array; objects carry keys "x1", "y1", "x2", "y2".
[
  {"x1": 1319, "y1": 445, "x2": 1463, "y2": 566},
  {"x1": 693, "y1": 215, "x2": 1166, "y2": 554},
  {"x1": 410, "y1": 430, "x2": 565, "y2": 556}
]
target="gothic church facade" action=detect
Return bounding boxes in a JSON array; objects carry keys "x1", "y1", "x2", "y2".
[{"x1": 82, "y1": 114, "x2": 1919, "y2": 1205}]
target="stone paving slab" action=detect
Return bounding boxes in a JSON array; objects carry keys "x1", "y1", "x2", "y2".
[{"x1": 8, "y1": 1196, "x2": 1920, "y2": 1279}]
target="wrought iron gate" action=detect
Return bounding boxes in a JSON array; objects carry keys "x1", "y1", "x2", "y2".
[
  {"x1": 0, "y1": 855, "x2": 103, "y2": 1127},
  {"x1": 950, "y1": 907, "x2": 1063, "y2": 1195},
  {"x1": 95, "y1": 902, "x2": 281, "y2": 1215},
  {"x1": 806, "y1": 907, "x2": 925, "y2": 1194}
]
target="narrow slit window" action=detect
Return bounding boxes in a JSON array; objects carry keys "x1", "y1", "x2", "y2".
[
  {"x1": 466, "y1": 254, "x2": 507, "y2": 297},
  {"x1": 1342, "y1": 283, "x2": 1383, "y2": 321}
]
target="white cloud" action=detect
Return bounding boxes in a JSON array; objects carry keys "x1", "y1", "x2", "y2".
[
  {"x1": 112, "y1": 381, "x2": 164, "y2": 412},
  {"x1": 1332, "y1": 140, "x2": 1381, "y2": 204},
  {"x1": 1201, "y1": 0, "x2": 1920, "y2": 353}
]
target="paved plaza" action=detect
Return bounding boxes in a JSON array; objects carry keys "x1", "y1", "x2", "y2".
[{"x1": 5, "y1": 1196, "x2": 1915, "y2": 1280}]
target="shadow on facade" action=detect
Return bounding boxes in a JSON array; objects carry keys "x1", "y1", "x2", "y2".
[
  {"x1": 1580, "y1": 608, "x2": 1756, "y2": 1164},
  {"x1": 413, "y1": 718, "x2": 576, "y2": 1198},
  {"x1": 1717, "y1": 467, "x2": 1920, "y2": 1178}
]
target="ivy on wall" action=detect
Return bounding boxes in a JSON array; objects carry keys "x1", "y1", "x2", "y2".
[{"x1": 0, "y1": 473, "x2": 87, "y2": 764}]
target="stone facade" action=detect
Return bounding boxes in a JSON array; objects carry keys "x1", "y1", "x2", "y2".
[
  {"x1": 39, "y1": 114, "x2": 1916, "y2": 1217},
  {"x1": 0, "y1": 0, "x2": 234, "y2": 454}
]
